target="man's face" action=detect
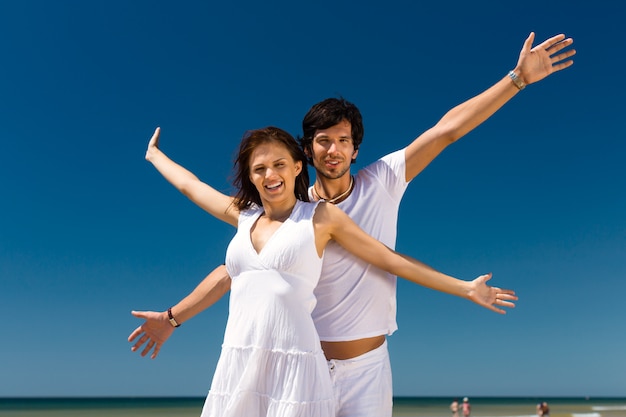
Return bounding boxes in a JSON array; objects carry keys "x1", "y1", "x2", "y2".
[{"x1": 308, "y1": 120, "x2": 358, "y2": 180}]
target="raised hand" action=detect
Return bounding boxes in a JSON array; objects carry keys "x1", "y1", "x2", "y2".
[
  {"x1": 128, "y1": 310, "x2": 175, "y2": 359},
  {"x1": 516, "y1": 32, "x2": 576, "y2": 85},
  {"x1": 467, "y1": 273, "x2": 518, "y2": 314},
  {"x1": 145, "y1": 127, "x2": 161, "y2": 161}
]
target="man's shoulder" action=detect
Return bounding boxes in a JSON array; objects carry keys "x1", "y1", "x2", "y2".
[{"x1": 357, "y1": 148, "x2": 404, "y2": 173}]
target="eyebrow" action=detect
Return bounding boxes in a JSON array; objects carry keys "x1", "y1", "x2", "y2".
[
  {"x1": 314, "y1": 134, "x2": 352, "y2": 139},
  {"x1": 252, "y1": 157, "x2": 288, "y2": 169}
]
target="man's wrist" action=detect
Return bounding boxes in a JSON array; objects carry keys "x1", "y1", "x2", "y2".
[
  {"x1": 167, "y1": 307, "x2": 181, "y2": 328},
  {"x1": 508, "y1": 70, "x2": 526, "y2": 90}
]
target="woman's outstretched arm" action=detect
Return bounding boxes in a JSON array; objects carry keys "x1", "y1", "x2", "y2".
[
  {"x1": 146, "y1": 127, "x2": 238, "y2": 226},
  {"x1": 314, "y1": 203, "x2": 517, "y2": 314}
]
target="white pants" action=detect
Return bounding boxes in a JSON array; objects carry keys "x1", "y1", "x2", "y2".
[{"x1": 327, "y1": 340, "x2": 393, "y2": 417}]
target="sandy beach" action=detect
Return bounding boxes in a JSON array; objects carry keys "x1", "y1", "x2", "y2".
[{"x1": 2, "y1": 397, "x2": 625, "y2": 417}]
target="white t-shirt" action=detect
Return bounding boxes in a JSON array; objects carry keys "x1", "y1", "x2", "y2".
[{"x1": 310, "y1": 149, "x2": 409, "y2": 341}]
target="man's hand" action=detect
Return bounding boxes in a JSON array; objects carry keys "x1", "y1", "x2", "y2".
[{"x1": 516, "y1": 32, "x2": 576, "y2": 85}]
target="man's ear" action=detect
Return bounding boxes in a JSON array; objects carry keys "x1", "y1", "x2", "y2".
[{"x1": 351, "y1": 148, "x2": 359, "y2": 162}]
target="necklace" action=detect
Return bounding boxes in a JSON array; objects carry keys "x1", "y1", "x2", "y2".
[{"x1": 313, "y1": 176, "x2": 354, "y2": 204}]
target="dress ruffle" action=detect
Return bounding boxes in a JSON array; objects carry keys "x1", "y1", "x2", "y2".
[{"x1": 201, "y1": 345, "x2": 333, "y2": 417}]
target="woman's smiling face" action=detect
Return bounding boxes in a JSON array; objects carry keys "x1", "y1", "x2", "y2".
[{"x1": 248, "y1": 141, "x2": 302, "y2": 203}]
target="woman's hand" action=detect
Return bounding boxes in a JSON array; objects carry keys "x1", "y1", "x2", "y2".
[{"x1": 467, "y1": 273, "x2": 518, "y2": 314}]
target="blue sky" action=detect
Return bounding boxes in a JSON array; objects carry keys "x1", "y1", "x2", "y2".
[{"x1": 1, "y1": 0, "x2": 625, "y2": 398}]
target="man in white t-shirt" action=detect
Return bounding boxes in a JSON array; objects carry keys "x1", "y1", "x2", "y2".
[{"x1": 129, "y1": 32, "x2": 575, "y2": 416}]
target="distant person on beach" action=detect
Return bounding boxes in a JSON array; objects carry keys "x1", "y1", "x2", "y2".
[
  {"x1": 129, "y1": 32, "x2": 575, "y2": 417},
  {"x1": 541, "y1": 401, "x2": 550, "y2": 417},
  {"x1": 450, "y1": 398, "x2": 460, "y2": 417},
  {"x1": 136, "y1": 125, "x2": 516, "y2": 417},
  {"x1": 462, "y1": 397, "x2": 471, "y2": 417}
]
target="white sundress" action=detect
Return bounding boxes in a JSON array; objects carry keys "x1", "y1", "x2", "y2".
[{"x1": 201, "y1": 200, "x2": 334, "y2": 417}]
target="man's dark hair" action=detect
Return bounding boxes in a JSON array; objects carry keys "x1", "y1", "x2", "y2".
[{"x1": 299, "y1": 97, "x2": 364, "y2": 165}]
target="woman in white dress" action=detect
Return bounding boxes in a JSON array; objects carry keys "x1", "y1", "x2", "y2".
[{"x1": 144, "y1": 126, "x2": 516, "y2": 417}]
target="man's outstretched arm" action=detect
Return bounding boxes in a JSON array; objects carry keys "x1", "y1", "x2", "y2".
[
  {"x1": 128, "y1": 264, "x2": 231, "y2": 359},
  {"x1": 404, "y1": 32, "x2": 576, "y2": 182}
]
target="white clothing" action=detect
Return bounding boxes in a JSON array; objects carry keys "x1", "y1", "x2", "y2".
[
  {"x1": 201, "y1": 200, "x2": 334, "y2": 417},
  {"x1": 311, "y1": 149, "x2": 409, "y2": 341},
  {"x1": 328, "y1": 340, "x2": 393, "y2": 417}
]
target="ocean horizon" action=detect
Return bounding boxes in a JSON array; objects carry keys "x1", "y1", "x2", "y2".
[{"x1": 1, "y1": 396, "x2": 625, "y2": 417}]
